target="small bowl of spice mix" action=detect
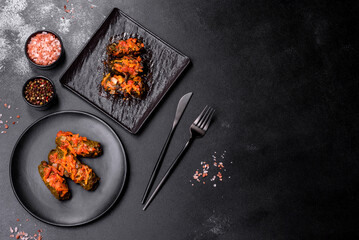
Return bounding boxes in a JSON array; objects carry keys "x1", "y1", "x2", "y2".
[
  {"x1": 25, "y1": 30, "x2": 64, "y2": 69},
  {"x1": 22, "y1": 76, "x2": 56, "y2": 110}
]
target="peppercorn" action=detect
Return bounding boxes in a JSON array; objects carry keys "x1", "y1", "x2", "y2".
[{"x1": 24, "y1": 78, "x2": 54, "y2": 105}]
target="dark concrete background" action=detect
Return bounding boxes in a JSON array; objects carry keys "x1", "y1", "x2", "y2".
[{"x1": 0, "y1": 0, "x2": 358, "y2": 239}]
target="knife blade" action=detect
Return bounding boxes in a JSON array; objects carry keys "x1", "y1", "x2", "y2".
[
  {"x1": 172, "y1": 92, "x2": 193, "y2": 128},
  {"x1": 141, "y1": 92, "x2": 193, "y2": 204}
]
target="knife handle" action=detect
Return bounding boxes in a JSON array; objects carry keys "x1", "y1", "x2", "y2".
[
  {"x1": 143, "y1": 137, "x2": 193, "y2": 210},
  {"x1": 141, "y1": 128, "x2": 174, "y2": 204}
]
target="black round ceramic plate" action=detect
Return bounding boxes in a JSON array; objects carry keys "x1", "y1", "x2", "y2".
[{"x1": 10, "y1": 111, "x2": 127, "y2": 226}]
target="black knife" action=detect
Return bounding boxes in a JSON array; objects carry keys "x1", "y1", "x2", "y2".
[{"x1": 141, "y1": 92, "x2": 193, "y2": 204}]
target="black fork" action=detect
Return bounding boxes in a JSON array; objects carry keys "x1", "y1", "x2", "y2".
[{"x1": 143, "y1": 106, "x2": 215, "y2": 210}]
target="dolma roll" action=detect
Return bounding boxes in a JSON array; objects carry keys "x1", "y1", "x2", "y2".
[
  {"x1": 38, "y1": 161, "x2": 70, "y2": 200},
  {"x1": 106, "y1": 38, "x2": 144, "y2": 57},
  {"x1": 109, "y1": 56, "x2": 143, "y2": 77},
  {"x1": 101, "y1": 73, "x2": 145, "y2": 98},
  {"x1": 48, "y1": 149, "x2": 100, "y2": 191},
  {"x1": 55, "y1": 131, "x2": 102, "y2": 158}
]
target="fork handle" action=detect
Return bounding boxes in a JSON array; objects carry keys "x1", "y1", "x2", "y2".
[{"x1": 143, "y1": 137, "x2": 193, "y2": 210}]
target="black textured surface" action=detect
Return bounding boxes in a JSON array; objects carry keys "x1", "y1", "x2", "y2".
[
  {"x1": 60, "y1": 8, "x2": 190, "y2": 134},
  {"x1": 0, "y1": 0, "x2": 358, "y2": 239},
  {"x1": 10, "y1": 111, "x2": 126, "y2": 226}
]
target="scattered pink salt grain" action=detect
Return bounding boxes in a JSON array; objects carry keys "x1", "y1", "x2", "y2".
[
  {"x1": 8, "y1": 219, "x2": 44, "y2": 239},
  {"x1": 191, "y1": 150, "x2": 230, "y2": 187},
  {"x1": 0, "y1": 101, "x2": 21, "y2": 134}
]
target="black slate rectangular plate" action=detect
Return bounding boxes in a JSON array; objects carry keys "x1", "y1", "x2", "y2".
[{"x1": 60, "y1": 8, "x2": 190, "y2": 134}]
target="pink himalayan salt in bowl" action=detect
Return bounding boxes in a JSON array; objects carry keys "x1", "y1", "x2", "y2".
[{"x1": 25, "y1": 30, "x2": 64, "y2": 69}]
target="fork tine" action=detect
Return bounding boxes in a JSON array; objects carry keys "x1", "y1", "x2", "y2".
[
  {"x1": 199, "y1": 107, "x2": 214, "y2": 129},
  {"x1": 199, "y1": 107, "x2": 213, "y2": 129},
  {"x1": 202, "y1": 108, "x2": 215, "y2": 131},
  {"x1": 197, "y1": 106, "x2": 212, "y2": 128},
  {"x1": 197, "y1": 107, "x2": 211, "y2": 128},
  {"x1": 193, "y1": 105, "x2": 208, "y2": 125}
]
